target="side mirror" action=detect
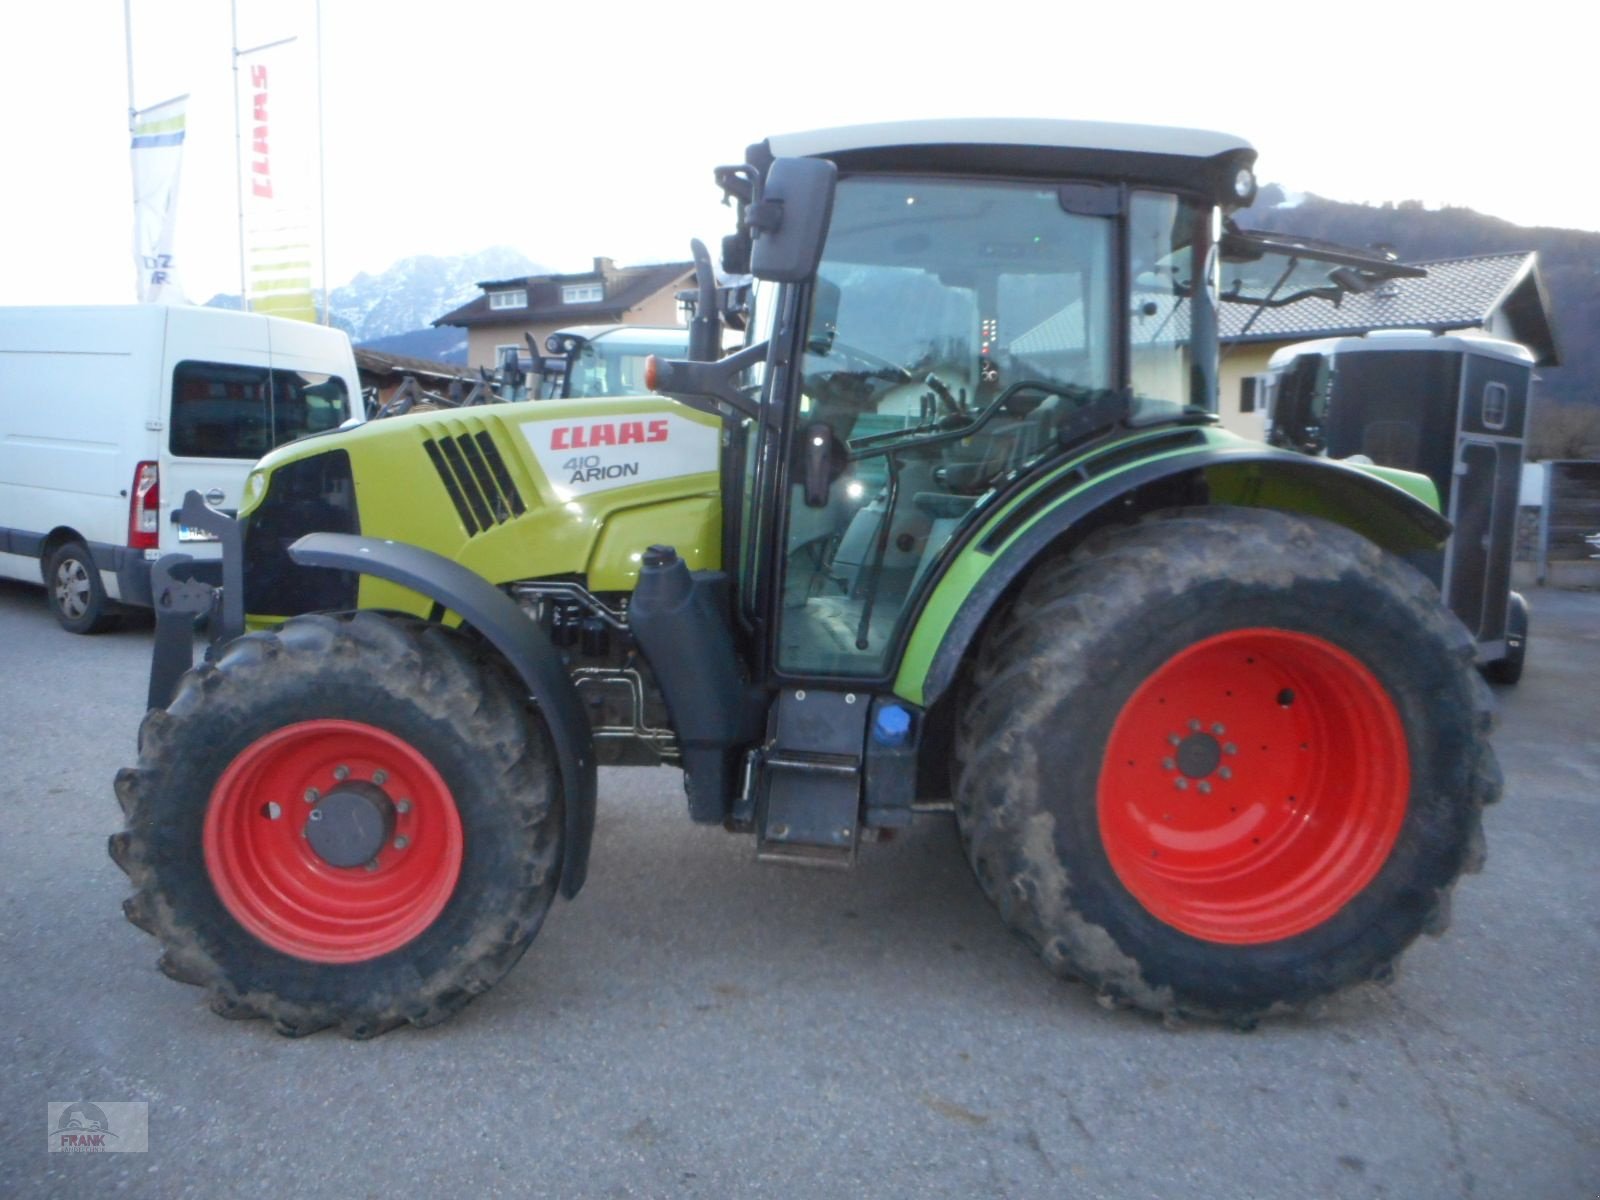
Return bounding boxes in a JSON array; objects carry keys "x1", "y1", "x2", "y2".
[{"x1": 750, "y1": 156, "x2": 837, "y2": 283}]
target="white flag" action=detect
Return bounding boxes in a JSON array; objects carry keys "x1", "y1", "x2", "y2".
[
  {"x1": 131, "y1": 95, "x2": 188, "y2": 304},
  {"x1": 239, "y1": 39, "x2": 317, "y2": 322}
]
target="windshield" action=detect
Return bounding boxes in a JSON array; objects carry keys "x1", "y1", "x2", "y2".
[
  {"x1": 566, "y1": 335, "x2": 689, "y2": 398},
  {"x1": 799, "y1": 176, "x2": 1116, "y2": 455}
]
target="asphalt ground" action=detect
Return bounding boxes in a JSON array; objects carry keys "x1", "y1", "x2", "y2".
[{"x1": 0, "y1": 577, "x2": 1595, "y2": 1199}]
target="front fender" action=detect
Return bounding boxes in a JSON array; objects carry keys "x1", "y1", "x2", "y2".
[
  {"x1": 289, "y1": 532, "x2": 598, "y2": 900},
  {"x1": 896, "y1": 434, "x2": 1450, "y2": 708}
]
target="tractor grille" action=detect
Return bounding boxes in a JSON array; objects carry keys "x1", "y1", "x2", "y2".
[
  {"x1": 242, "y1": 449, "x2": 360, "y2": 616},
  {"x1": 422, "y1": 426, "x2": 527, "y2": 536}
]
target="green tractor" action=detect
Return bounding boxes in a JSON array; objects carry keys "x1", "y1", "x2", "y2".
[{"x1": 112, "y1": 120, "x2": 1498, "y2": 1037}]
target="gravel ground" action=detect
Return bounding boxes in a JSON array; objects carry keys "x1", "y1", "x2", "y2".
[{"x1": 0, "y1": 578, "x2": 1595, "y2": 1199}]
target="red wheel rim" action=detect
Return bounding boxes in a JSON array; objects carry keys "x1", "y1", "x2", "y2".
[
  {"x1": 1098, "y1": 629, "x2": 1409, "y2": 945},
  {"x1": 203, "y1": 720, "x2": 464, "y2": 963}
]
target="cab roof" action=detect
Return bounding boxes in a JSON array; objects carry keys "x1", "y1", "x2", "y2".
[
  {"x1": 765, "y1": 119, "x2": 1252, "y2": 162},
  {"x1": 756, "y1": 119, "x2": 1257, "y2": 206}
]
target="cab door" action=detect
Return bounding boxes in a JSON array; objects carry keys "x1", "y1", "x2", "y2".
[{"x1": 756, "y1": 174, "x2": 1124, "y2": 686}]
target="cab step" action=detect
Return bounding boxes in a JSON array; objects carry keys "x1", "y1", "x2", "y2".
[{"x1": 755, "y1": 688, "x2": 869, "y2": 868}]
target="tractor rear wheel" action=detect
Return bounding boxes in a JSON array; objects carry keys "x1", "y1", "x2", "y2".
[
  {"x1": 954, "y1": 507, "x2": 1499, "y2": 1024},
  {"x1": 111, "y1": 612, "x2": 562, "y2": 1037}
]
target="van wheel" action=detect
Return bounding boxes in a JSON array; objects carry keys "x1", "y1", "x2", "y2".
[{"x1": 46, "y1": 542, "x2": 117, "y2": 634}]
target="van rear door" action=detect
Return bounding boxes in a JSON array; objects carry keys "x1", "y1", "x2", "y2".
[{"x1": 160, "y1": 309, "x2": 272, "y2": 553}]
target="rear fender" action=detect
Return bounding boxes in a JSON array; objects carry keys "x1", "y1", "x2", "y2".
[
  {"x1": 288, "y1": 532, "x2": 598, "y2": 899},
  {"x1": 897, "y1": 441, "x2": 1450, "y2": 708}
]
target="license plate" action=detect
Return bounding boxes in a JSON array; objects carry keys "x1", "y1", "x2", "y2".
[{"x1": 177, "y1": 525, "x2": 220, "y2": 543}]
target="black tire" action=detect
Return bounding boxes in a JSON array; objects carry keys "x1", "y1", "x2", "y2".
[
  {"x1": 46, "y1": 541, "x2": 117, "y2": 634},
  {"x1": 954, "y1": 507, "x2": 1499, "y2": 1024},
  {"x1": 110, "y1": 612, "x2": 562, "y2": 1037},
  {"x1": 1482, "y1": 591, "x2": 1529, "y2": 685}
]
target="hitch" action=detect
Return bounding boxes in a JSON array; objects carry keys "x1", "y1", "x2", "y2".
[{"x1": 147, "y1": 491, "x2": 244, "y2": 710}]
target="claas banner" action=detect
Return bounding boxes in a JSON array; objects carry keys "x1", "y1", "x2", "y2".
[{"x1": 239, "y1": 36, "x2": 317, "y2": 323}]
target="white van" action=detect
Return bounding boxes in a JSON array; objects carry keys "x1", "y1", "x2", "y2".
[{"x1": 0, "y1": 305, "x2": 361, "y2": 632}]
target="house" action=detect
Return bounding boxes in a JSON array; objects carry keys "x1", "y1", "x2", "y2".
[
  {"x1": 353, "y1": 347, "x2": 477, "y2": 413},
  {"x1": 1217, "y1": 251, "x2": 1559, "y2": 436},
  {"x1": 433, "y1": 257, "x2": 695, "y2": 370}
]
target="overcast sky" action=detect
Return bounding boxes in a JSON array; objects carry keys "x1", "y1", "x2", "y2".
[{"x1": 2, "y1": 0, "x2": 1597, "y2": 309}]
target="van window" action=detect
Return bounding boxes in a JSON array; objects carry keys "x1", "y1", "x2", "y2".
[{"x1": 171, "y1": 361, "x2": 349, "y2": 459}]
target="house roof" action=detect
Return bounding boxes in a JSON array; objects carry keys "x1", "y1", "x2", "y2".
[
  {"x1": 433, "y1": 260, "x2": 695, "y2": 329},
  {"x1": 353, "y1": 348, "x2": 474, "y2": 383},
  {"x1": 1219, "y1": 251, "x2": 1559, "y2": 365}
]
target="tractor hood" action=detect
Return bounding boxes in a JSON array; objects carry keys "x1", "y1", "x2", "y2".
[{"x1": 240, "y1": 397, "x2": 723, "y2": 619}]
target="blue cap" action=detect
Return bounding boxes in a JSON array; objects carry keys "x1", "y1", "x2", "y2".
[{"x1": 873, "y1": 704, "x2": 913, "y2": 747}]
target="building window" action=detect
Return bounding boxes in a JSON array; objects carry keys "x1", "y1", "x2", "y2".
[
  {"x1": 489, "y1": 289, "x2": 527, "y2": 310},
  {"x1": 562, "y1": 283, "x2": 603, "y2": 304},
  {"x1": 494, "y1": 344, "x2": 522, "y2": 368},
  {"x1": 1483, "y1": 382, "x2": 1509, "y2": 431},
  {"x1": 1239, "y1": 376, "x2": 1257, "y2": 414}
]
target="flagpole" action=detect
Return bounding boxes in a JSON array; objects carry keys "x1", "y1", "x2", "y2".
[
  {"x1": 230, "y1": 0, "x2": 247, "y2": 308},
  {"x1": 123, "y1": 0, "x2": 137, "y2": 131},
  {"x1": 316, "y1": 0, "x2": 329, "y2": 324},
  {"x1": 124, "y1": 0, "x2": 139, "y2": 299}
]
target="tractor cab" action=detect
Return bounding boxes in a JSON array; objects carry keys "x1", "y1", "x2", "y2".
[{"x1": 650, "y1": 121, "x2": 1260, "y2": 684}]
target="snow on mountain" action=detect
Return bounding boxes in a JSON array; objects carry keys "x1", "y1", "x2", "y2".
[{"x1": 203, "y1": 246, "x2": 545, "y2": 347}]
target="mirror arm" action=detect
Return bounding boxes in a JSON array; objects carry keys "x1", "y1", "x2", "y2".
[{"x1": 649, "y1": 340, "x2": 770, "y2": 421}]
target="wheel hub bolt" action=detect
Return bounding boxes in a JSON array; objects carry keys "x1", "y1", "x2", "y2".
[
  {"x1": 303, "y1": 788, "x2": 320, "y2": 804},
  {"x1": 396, "y1": 800, "x2": 411, "y2": 815},
  {"x1": 373, "y1": 770, "x2": 388, "y2": 785},
  {"x1": 1175, "y1": 778, "x2": 1189, "y2": 790},
  {"x1": 393, "y1": 836, "x2": 409, "y2": 850},
  {"x1": 333, "y1": 765, "x2": 350, "y2": 782},
  {"x1": 364, "y1": 860, "x2": 379, "y2": 872},
  {"x1": 1219, "y1": 767, "x2": 1233, "y2": 780},
  {"x1": 1197, "y1": 781, "x2": 1212, "y2": 795}
]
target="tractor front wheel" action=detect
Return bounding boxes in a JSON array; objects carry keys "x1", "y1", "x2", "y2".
[
  {"x1": 111, "y1": 612, "x2": 562, "y2": 1037},
  {"x1": 954, "y1": 507, "x2": 1499, "y2": 1024}
]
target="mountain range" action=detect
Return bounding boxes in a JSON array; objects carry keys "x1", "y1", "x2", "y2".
[{"x1": 204, "y1": 245, "x2": 543, "y2": 362}]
